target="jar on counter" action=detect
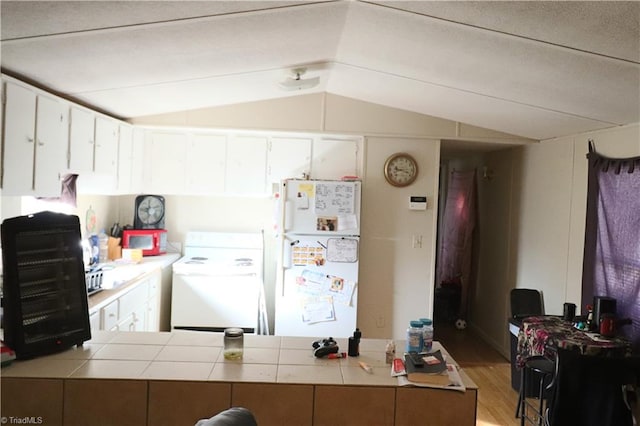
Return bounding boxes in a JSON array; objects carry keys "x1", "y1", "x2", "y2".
[
  {"x1": 224, "y1": 327, "x2": 244, "y2": 360},
  {"x1": 406, "y1": 320, "x2": 424, "y2": 353},
  {"x1": 419, "y1": 318, "x2": 434, "y2": 352}
]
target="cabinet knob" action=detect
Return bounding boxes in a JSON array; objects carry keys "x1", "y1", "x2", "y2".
[
  {"x1": 26, "y1": 136, "x2": 34, "y2": 143},
  {"x1": 37, "y1": 139, "x2": 45, "y2": 146}
]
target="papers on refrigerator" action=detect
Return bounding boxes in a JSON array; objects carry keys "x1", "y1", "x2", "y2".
[
  {"x1": 296, "y1": 269, "x2": 357, "y2": 306},
  {"x1": 300, "y1": 295, "x2": 335, "y2": 324}
]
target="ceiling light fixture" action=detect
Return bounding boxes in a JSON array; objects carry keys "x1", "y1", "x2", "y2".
[{"x1": 278, "y1": 67, "x2": 320, "y2": 91}]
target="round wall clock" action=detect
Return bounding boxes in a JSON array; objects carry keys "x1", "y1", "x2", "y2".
[
  {"x1": 383, "y1": 153, "x2": 418, "y2": 187},
  {"x1": 134, "y1": 195, "x2": 165, "y2": 229}
]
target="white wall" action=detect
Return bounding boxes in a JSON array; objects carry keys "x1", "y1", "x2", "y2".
[
  {"x1": 360, "y1": 136, "x2": 440, "y2": 339},
  {"x1": 472, "y1": 123, "x2": 640, "y2": 358}
]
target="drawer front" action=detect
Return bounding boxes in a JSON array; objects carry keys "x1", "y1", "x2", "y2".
[
  {"x1": 119, "y1": 281, "x2": 149, "y2": 320},
  {"x1": 101, "y1": 299, "x2": 119, "y2": 330}
]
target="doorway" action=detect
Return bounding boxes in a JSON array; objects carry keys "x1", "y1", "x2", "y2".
[{"x1": 434, "y1": 159, "x2": 479, "y2": 330}]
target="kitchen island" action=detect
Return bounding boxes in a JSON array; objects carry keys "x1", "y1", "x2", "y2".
[{"x1": 1, "y1": 332, "x2": 477, "y2": 426}]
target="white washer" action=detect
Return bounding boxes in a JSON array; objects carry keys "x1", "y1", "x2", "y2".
[{"x1": 170, "y1": 232, "x2": 264, "y2": 333}]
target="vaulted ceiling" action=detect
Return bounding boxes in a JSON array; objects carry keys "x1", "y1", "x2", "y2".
[{"x1": 2, "y1": 1, "x2": 639, "y2": 141}]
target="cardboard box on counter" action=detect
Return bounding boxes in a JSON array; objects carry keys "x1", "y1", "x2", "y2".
[{"x1": 107, "y1": 237, "x2": 122, "y2": 261}]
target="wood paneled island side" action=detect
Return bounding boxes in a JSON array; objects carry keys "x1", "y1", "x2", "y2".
[{"x1": 1, "y1": 332, "x2": 477, "y2": 426}]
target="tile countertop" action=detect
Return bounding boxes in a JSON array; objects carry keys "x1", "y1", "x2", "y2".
[
  {"x1": 1, "y1": 331, "x2": 478, "y2": 389},
  {"x1": 87, "y1": 252, "x2": 180, "y2": 313}
]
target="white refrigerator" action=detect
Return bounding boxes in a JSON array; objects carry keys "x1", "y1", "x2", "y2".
[{"x1": 274, "y1": 179, "x2": 361, "y2": 338}]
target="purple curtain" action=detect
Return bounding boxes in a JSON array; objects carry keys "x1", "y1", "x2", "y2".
[
  {"x1": 582, "y1": 146, "x2": 640, "y2": 350},
  {"x1": 437, "y1": 169, "x2": 477, "y2": 319}
]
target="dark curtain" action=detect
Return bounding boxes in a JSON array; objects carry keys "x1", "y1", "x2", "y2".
[
  {"x1": 582, "y1": 145, "x2": 640, "y2": 350},
  {"x1": 436, "y1": 169, "x2": 477, "y2": 319}
]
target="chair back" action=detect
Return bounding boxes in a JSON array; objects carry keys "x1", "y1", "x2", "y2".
[
  {"x1": 510, "y1": 288, "x2": 544, "y2": 319},
  {"x1": 545, "y1": 348, "x2": 638, "y2": 426},
  {"x1": 194, "y1": 407, "x2": 258, "y2": 426}
]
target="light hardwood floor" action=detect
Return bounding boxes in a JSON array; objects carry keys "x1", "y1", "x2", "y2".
[{"x1": 435, "y1": 323, "x2": 521, "y2": 426}]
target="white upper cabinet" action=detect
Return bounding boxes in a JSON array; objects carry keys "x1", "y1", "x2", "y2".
[
  {"x1": 68, "y1": 106, "x2": 95, "y2": 173},
  {"x1": 117, "y1": 123, "x2": 133, "y2": 193},
  {"x1": 94, "y1": 116, "x2": 119, "y2": 176},
  {"x1": 267, "y1": 137, "x2": 312, "y2": 188},
  {"x1": 312, "y1": 138, "x2": 361, "y2": 180},
  {"x1": 34, "y1": 94, "x2": 69, "y2": 196},
  {"x1": 186, "y1": 133, "x2": 226, "y2": 195},
  {"x1": 3, "y1": 81, "x2": 36, "y2": 195},
  {"x1": 130, "y1": 127, "x2": 145, "y2": 194},
  {"x1": 2, "y1": 81, "x2": 68, "y2": 196},
  {"x1": 225, "y1": 135, "x2": 268, "y2": 195},
  {"x1": 145, "y1": 131, "x2": 187, "y2": 194}
]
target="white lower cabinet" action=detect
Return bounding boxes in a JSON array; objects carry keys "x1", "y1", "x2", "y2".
[
  {"x1": 89, "y1": 311, "x2": 100, "y2": 332},
  {"x1": 96, "y1": 269, "x2": 161, "y2": 332}
]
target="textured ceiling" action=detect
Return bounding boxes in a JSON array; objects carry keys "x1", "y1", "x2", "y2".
[{"x1": 1, "y1": 1, "x2": 639, "y2": 142}]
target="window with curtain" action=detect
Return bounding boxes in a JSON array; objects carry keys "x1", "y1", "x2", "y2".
[{"x1": 582, "y1": 143, "x2": 640, "y2": 351}]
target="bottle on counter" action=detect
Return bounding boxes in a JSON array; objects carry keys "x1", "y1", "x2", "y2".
[
  {"x1": 585, "y1": 304, "x2": 594, "y2": 331},
  {"x1": 98, "y1": 230, "x2": 109, "y2": 264},
  {"x1": 348, "y1": 328, "x2": 361, "y2": 357},
  {"x1": 406, "y1": 320, "x2": 424, "y2": 353},
  {"x1": 385, "y1": 340, "x2": 396, "y2": 364},
  {"x1": 420, "y1": 318, "x2": 434, "y2": 352}
]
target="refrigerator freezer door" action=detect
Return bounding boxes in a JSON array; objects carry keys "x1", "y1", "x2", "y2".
[
  {"x1": 283, "y1": 180, "x2": 361, "y2": 236},
  {"x1": 275, "y1": 235, "x2": 359, "y2": 337}
]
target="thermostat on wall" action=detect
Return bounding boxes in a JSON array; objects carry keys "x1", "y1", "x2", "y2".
[{"x1": 409, "y1": 196, "x2": 427, "y2": 210}]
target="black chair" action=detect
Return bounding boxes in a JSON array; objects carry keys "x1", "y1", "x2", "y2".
[
  {"x1": 194, "y1": 407, "x2": 258, "y2": 426},
  {"x1": 511, "y1": 288, "x2": 550, "y2": 423},
  {"x1": 518, "y1": 355, "x2": 555, "y2": 425},
  {"x1": 510, "y1": 288, "x2": 544, "y2": 319},
  {"x1": 544, "y1": 348, "x2": 639, "y2": 426}
]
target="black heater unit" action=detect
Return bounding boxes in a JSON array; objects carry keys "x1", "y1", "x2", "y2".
[{"x1": 1, "y1": 211, "x2": 91, "y2": 359}]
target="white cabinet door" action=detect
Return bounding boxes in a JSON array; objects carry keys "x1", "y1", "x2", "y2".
[
  {"x1": 147, "y1": 131, "x2": 186, "y2": 194},
  {"x1": 34, "y1": 94, "x2": 68, "y2": 197},
  {"x1": 312, "y1": 138, "x2": 360, "y2": 180},
  {"x1": 117, "y1": 123, "x2": 133, "y2": 193},
  {"x1": 89, "y1": 311, "x2": 100, "y2": 332},
  {"x1": 146, "y1": 297, "x2": 159, "y2": 331},
  {"x1": 130, "y1": 128, "x2": 145, "y2": 193},
  {"x1": 68, "y1": 106, "x2": 95, "y2": 172},
  {"x1": 3, "y1": 81, "x2": 36, "y2": 195},
  {"x1": 94, "y1": 116, "x2": 119, "y2": 176},
  {"x1": 267, "y1": 137, "x2": 311, "y2": 188},
  {"x1": 225, "y1": 135, "x2": 267, "y2": 194},
  {"x1": 186, "y1": 133, "x2": 226, "y2": 194}
]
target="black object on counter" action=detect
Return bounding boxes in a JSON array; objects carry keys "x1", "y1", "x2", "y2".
[{"x1": 348, "y1": 328, "x2": 361, "y2": 357}]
